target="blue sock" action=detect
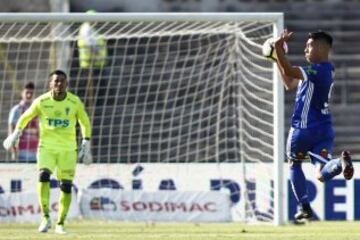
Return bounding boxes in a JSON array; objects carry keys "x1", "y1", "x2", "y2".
[
  {"x1": 320, "y1": 158, "x2": 342, "y2": 181},
  {"x1": 290, "y1": 163, "x2": 309, "y2": 204}
]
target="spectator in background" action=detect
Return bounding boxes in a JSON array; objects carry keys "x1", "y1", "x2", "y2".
[
  {"x1": 8, "y1": 82, "x2": 38, "y2": 162},
  {"x1": 75, "y1": 10, "x2": 108, "y2": 159},
  {"x1": 75, "y1": 9, "x2": 107, "y2": 104}
]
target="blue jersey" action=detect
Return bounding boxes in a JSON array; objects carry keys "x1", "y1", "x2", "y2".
[{"x1": 291, "y1": 62, "x2": 334, "y2": 129}]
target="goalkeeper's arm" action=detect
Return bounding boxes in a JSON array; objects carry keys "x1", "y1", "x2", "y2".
[
  {"x1": 3, "y1": 101, "x2": 39, "y2": 150},
  {"x1": 77, "y1": 101, "x2": 92, "y2": 164}
]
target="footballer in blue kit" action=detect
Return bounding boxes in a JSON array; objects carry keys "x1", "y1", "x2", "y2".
[{"x1": 274, "y1": 30, "x2": 354, "y2": 222}]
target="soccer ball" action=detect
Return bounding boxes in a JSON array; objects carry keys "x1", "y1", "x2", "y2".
[{"x1": 262, "y1": 38, "x2": 288, "y2": 61}]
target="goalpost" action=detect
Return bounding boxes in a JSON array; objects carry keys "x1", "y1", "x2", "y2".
[{"x1": 0, "y1": 13, "x2": 285, "y2": 225}]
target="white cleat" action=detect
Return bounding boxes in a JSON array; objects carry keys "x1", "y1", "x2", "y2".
[
  {"x1": 38, "y1": 217, "x2": 51, "y2": 233},
  {"x1": 55, "y1": 224, "x2": 67, "y2": 234}
]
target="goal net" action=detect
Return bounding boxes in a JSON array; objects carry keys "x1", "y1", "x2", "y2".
[{"x1": 0, "y1": 13, "x2": 284, "y2": 224}]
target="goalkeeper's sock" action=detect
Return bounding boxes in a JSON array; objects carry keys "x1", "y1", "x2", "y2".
[
  {"x1": 37, "y1": 182, "x2": 50, "y2": 218},
  {"x1": 290, "y1": 163, "x2": 309, "y2": 204},
  {"x1": 57, "y1": 191, "x2": 71, "y2": 225},
  {"x1": 320, "y1": 158, "x2": 342, "y2": 181}
]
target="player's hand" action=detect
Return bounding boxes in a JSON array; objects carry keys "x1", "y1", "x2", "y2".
[
  {"x1": 281, "y1": 29, "x2": 293, "y2": 42},
  {"x1": 78, "y1": 139, "x2": 92, "y2": 165},
  {"x1": 275, "y1": 29, "x2": 293, "y2": 46},
  {"x1": 3, "y1": 129, "x2": 22, "y2": 151}
]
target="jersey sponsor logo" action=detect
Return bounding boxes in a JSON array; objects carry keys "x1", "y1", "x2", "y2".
[
  {"x1": 306, "y1": 67, "x2": 317, "y2": 75},
  {"x1": 47, "y1": 118, "x2": 70, "y2": 128}
]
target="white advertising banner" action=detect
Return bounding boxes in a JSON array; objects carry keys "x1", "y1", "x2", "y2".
[
  {"x1": 0, "y1": 163, "x2": 359, "y2": 221},
  {"x1": 0, "y1": 189, "x2": 79, "y2": 223},
  {"x1": 79, "y1": 189, "x2": 231, "y2": 222}
]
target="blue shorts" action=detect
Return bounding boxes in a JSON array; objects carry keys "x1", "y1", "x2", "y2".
[{"x1": 286, "y1": 125, "x2": 334, "y2": 161}]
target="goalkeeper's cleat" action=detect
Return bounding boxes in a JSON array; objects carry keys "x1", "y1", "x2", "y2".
[
  {"x1": 342, "y1": 150, "x2": 354, "y2": 180},
  {"x1": 55, "y1": 224, "x2": 67, "y2": 234},
  {"x1": 294, "y1": 203, "x2": 313, "y2": 221},
  {"x1": 38, "y1": 217, "x2": 51, "y2": 233}
]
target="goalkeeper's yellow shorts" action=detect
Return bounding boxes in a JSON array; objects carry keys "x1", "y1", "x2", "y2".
[{"x1": 37, "y1": 147, "x2": 77, "y2": 181}]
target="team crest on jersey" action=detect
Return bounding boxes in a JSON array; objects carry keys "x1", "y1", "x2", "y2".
[
  {"x1": 65, "y1": 107, "x2": 70, "y2": 115},
  {"x1": 54, "y1": 110, "x2": 62, "y2": 117}
]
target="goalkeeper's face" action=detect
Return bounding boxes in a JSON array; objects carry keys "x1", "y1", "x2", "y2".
[{"x1": 50, "y1": 74, "x2": 67, "y2": 95}]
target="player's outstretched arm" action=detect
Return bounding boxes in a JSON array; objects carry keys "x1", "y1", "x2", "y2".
[
  {"x1": 276, "y1": 61, "x2": 298, "y2": 91},
  {"x1": 77, "y1": 101, "x2": 92, "y2": 165},
  {"x1": 3, "y1": 100, "x2": 39, "y2": 151},
  {"x1": 77, "y1": 101, "x2": 91, "y2": 141},
  {"x1": 274, "y1": 30, "x2": 302, "y2": 90}
]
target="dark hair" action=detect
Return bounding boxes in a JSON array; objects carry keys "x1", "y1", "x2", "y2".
[
  {"x1": 24, "y1": 82, "x2": 35, "y2": 90},
  {"x1": 49, "y1": 69, "x2": 67, "y2": 79},
  {"x1": 308, "y1": 31, "x2": 333, "y2": 47}
]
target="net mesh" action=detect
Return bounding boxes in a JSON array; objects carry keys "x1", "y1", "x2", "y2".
[{"x1": 0, "y1": 17, "x2": 277, "y2": 222}]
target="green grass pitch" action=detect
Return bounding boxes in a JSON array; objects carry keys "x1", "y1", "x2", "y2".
[{"x1": 0, "y1": 220, "x2": 359, "y2": 240}]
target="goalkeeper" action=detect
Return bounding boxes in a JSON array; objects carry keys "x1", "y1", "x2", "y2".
[
  {"x1": 3, "y1": 70, "x2": 92, "y2": 234},
  {"x1": 274, "y1": 30, "x2": 354, "y2": 222}
]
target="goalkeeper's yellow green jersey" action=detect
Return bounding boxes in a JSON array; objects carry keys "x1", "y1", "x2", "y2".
[{"x1": 16, "y1": 91, "x2": 91, "y2": 151}]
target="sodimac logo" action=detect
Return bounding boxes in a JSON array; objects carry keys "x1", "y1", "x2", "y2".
[
  {"x1": 89, "y1": 198, "x2": 217, "y2": 213},
  {"x1": 120, "y1": 201, "x2": 217, "y2": 213},
  {"x1": 90, "y1": 197, "x2": 116, "y2": 211},
  {"x1": 0, "y1": 202, "x2": 58, "y2": 217}
]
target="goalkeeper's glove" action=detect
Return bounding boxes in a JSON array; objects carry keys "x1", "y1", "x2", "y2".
[
  {"x1": 78, "y1": 139, "x2": 92, "y2": 165},
  {"x1": 3, "y1": 129, "x2": 22, "y2": 151}
]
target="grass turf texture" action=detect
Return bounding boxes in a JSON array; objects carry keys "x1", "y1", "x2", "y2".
[{"x1": 0, "y1": 220, "x2": 359, "y2": 240}]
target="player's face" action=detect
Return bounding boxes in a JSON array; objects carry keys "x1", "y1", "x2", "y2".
[
  {"x1": 21, "y1": 88, "x2": 34, "y2": 103},
  {"x1": 50, "y1": 74, "x2": 67, "y2": 94},
  {"x1": 304, "y1": 38, "x2": 319, "y2": 63}
]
